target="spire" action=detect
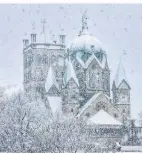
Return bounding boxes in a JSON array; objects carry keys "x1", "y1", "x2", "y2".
[
  {"x1": 41, "y1": 18, "x2": 47, "y2": 43},
  {"x1": 32, "y1": 21, "x2": 36, "y2": 33},
  {"x1": 45, "y1": 67, "x2": 59, "y2": 93},
  {"x1": 80, "y1": 10, "x2": 90, "y2": 36},
  {"x1": 63, "y1": 59, "x2": 79, "y2": 87},
  {"x1": 115, "y1": 60, "x2": 127, "y2": 87},
  {"x1": 82, "y1": 10, "x2": 88, "y2": 31}
]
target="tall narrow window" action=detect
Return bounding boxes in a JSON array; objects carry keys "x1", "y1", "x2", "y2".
[
  {"x1": 43, "y1": 54, "x2": 48, "y2": 64},
  {"x1": 35, "y1": 54, "x2": 42, "y2": 66}
]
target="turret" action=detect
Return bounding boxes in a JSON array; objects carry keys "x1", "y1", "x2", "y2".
[
  {"x1": 23, "y1": 39, "x2": 29, "y2": 49},
  {"x1": 31, "y1": 33, "x2": 37, "y2": 43},
  {"x1": 112, "y1": 60, "x2": 131, "y2": 119},
  {"x1": 112, "y1": 60, "x2": 131, "y2": 104}
]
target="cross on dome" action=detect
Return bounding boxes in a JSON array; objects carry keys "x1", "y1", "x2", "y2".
[{"x1": 82, "y1": 10, "x2": 88, "y2": 31}]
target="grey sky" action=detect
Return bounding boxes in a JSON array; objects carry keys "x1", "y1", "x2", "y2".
[{"x1": 0, "y1": 4, "x2": 142, "y2": 119}]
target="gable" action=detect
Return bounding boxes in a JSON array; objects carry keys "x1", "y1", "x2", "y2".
[
  {"x1": 87, "y1": 57, "x2": 103, "y2": 71},
  {"x1": 66, "y1": 78, "x2": 79, "y2": 89},
  {"x1": 47, "y1": 85, "x2": 60, "y2": 96},
  {"x1": 118, "y1": 79, "x2": 130, "y2": 90},
  {"x1": 77, "y1": 92, "x2": 123, "y2": 122},
  {"x1": 76, "y1": 54, "x2": 105, "y2": 69},
  {"x1": 88, "y1": 109, "x2": 122, "y2": 126},
  {"x1": 77, "y1": 92, "x2": 110, "y2": 117}
]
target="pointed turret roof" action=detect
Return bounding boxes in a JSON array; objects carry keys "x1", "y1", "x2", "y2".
[
  {"x1": 45, "y1": 67, "x2": 59, "y2": 93},
  {"x1": 64, "y1": 59, "x2": 79, "y2": 87},
  {"x1": 115, "y1": 60, "x2": 128, "y2": 87}
]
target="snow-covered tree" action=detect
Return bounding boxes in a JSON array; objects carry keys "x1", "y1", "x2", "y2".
[
  {"x1": 34, "y1": 118, "x2": 94, "y2": 153},
  {"x1": 0, "y1": 91, "x2": 51, "y2": 152}
]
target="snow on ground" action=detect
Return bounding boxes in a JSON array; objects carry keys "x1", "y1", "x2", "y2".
[{"x1": 121, "y1": 146, "x2": 142, "y2": 152}]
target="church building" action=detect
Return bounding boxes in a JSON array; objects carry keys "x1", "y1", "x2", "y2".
[{"x1": 23, "y1": 11, "x2": 141, "y2": 151}]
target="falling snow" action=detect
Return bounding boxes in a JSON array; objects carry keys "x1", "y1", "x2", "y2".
[{"x1": 0, "y1": 4, "x2": 142, "y2": 153}]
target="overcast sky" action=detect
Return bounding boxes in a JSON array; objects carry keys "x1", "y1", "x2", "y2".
[{"x1": 0, "y1": 4, "x2": 142, "y2": 119}]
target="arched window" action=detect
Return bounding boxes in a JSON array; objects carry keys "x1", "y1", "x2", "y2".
[
  {"x1": 92, "y1": 64, "x2": 96, "y2": 69},
  {"x1": 27, "y1": 70, "x2": 31, "y2": 80},
  {"x1": 122, "y1": 109, "x2": 126, "y2": 113},
  {"x1": 43, "y1": 54, "x2": 48, "y2": 64},
  {"x1": 35, "y1": 69, "x2": 41, "y2": 79},
  {"x1": 114, "y1": 113, "x2": 118, "y2": 118},
  {"x1": 96, "y1": 104, "x2": 100, "y2": 111},
  {"x1": 51, "y1": 55, "x2": 56, "y2": 63},
  {"x1": 35, "y1": 54, "x2": 42, "y2": 66},
  {"x1": 89, "y1": 66, "x2": 100, "y2": 89},
  {"x1": 89, "y1": 72, "x2": 99, "y2": 88},
  {"x1": 24, "y1": 59, "x2": 27, "y2": 68},
  {"x1": 86, "y1": 112, "x2": 90, "y2": 117}
]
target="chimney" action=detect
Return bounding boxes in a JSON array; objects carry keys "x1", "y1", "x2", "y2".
[
  {"x1": 23, "y1": 39, "x2": 29, "y2": 49},
  {"x1": 59, "y1": 34, "x2": 66, "y2": 44},
  {"x1": 31, "y1": 33, "x2": 37, "y2": 43}
]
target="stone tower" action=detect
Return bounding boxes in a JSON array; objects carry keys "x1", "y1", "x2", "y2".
[
  {"x1": 112, "y1": 61, "x2": 131, "y2": 119},
  {"x1": 23, "y1": 30, "x2": 66, "y2": 97}
]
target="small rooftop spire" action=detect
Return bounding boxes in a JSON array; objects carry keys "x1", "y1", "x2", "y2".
[
  {"x1": 41, "y1": 18, "x2": 47, "y2": 43},
  {"x1": 79, "y1": 10, "x2": 90, "y2": 36},
  {"x1": 32, "y1": 22, "x2": 36, "y2": 33},
  {"x1": 82, "y1": 10, "x2": 88, "y2": 31}
]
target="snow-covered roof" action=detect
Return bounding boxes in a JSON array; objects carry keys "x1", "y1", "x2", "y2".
[
  {"x1": 76, "y1": 53, "x2": 106, "y2": 69},
  {"x1": 67, "y1": 11, "x2": 105, "y2": 55},
  {"x1": 69, "y1": 34, "x2": 103, "y2": 53},
  {"x1": 63, "y1": 60, "x2": 79, "y2": 86},
  {"x1": 115, "y1": 60, "x2": 128, "y2": 87},
  {"x1": 47, "y1": 96, "x2": 63, "y2": 118},
  {"x1": 77, "y1": 92, "x2": 110, "y2": 117},
  {"x1": 45, "y1": 67, "x2": 59, "y2": 93},
  {"x1": 88, "y1": 109, "x2": 122, "y2": 125},
  {"x1": 121, "y1": 146, "x2": 142, "y2": 152}
]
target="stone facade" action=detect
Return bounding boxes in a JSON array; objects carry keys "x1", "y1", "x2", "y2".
[
  {"x1": 23, "y1": 12, "x2": 131, "y2": 125},
  {"x1": 23, "y1": 42, "x2": 65, "y2": 97}
]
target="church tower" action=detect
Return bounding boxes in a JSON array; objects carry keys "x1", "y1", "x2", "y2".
[
  {"x1": 23, "y1": 20, "x2": 66, "y2": 97},
  {"x1": 112, "y1": 61, "x2": 131, "y2": 119}
]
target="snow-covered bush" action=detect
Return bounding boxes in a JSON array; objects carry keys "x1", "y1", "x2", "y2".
[{"x1": 0, "y1": 92, "x2": 92, "y2": 152}]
